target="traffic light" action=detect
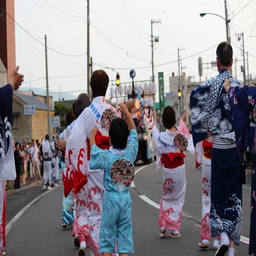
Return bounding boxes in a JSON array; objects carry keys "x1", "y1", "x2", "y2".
[
  {"x1": 178, "y1": 89, "x2": 181, "y2": 100},
  {"x1": 116, "y1": 73, "x2": 121, "y2": 87}
]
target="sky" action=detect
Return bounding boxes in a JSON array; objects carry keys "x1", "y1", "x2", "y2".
[{"x1": 14, "y1": 0, "x2": 256, "y2": 101}]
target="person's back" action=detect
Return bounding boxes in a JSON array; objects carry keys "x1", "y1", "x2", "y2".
[
  {"x1": 42, "y1": 134, "x2": 53, "y2": 190},
  {"x1": 190, "y1": 42, "x2": 240, "y2": 148},
  {"x1": 190, "y1": 42, "x2": 242, "y2": 256},
  {"x1": 91, "y1": 117, "x2": 138, "y2": 192},
  {"x1": 65, "y1": 70, "x2": 120, "y2": 256}
]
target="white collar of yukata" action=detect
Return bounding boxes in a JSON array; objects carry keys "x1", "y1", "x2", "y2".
[{"x1": 109, "y1": 146, "x2": 126, "y2": 155}]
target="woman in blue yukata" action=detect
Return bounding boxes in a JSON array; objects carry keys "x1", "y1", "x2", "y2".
[
  {"x1": 224, "y1": 79, "x2": 256, "y2": 256},
  {"x1": 89, "y1": 103, "x2": 138, "y2": 256}
]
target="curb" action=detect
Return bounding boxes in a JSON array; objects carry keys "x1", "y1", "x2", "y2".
[{"x1": 6, "y1": 180, "x2": 43, "y2": 197}]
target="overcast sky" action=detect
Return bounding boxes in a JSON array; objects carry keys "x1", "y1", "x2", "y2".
[{"x1": 14, "y1": 0, "x2": 256, "y2": 100}]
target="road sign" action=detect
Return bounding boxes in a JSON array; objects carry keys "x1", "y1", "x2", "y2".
[
  {"x1": 129, "y1": 69, "x2": 136, "y2": 79},
  {"x1": 158, "y1": 72, "x2": 164, "y2": 113},
  {"x1": 24, "y1": 105, "x2": 35, "y2": 115},
  {"x1": 50, "y1": 116, "x2": 60, "y2": 127}
]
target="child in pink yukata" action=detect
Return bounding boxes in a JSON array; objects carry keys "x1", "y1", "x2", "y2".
[{"x1": 152, "y1": 106, "x2": 194, "y2": 238}]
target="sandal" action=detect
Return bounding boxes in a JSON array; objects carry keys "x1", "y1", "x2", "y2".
[
  {"x1": 74, "y1": 236, "x2": 80, "y2": 248},
  {"x1": 198, "y1": 240, "x2": 209, "y2": 249},
  {"x1": 169, "y1": 231, "x2": 181, "y2": 238},
  {"x1": 0, "y1": 251, "x2": 6, "y2": 255},
  {"x1": 159, "y1": 228, "x2": 166, "y2": 238},
  {"x1": 215, "y1": 244, "x2": 229, "y2": 256},
  {"x1": 78, "y1": 247, "x2": 85, "y2": 256}
]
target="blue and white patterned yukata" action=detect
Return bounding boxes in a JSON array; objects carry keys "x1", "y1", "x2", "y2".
[
  {"x1": 90, "y1": 129, "x2": 138, "y2": 254},
  {"x1": 226, "y1": 84, "x2": 256, "y2": 255},
  {"x1": 0, "y1": 84, "x2": 17, "y2": 251},
  {"x1": 190, "y1": 69, "x2": 242, "y2": 245}
]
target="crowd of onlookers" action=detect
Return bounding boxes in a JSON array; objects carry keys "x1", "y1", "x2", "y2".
[{"x1": 13, "y1": 138, "x2": 61, "y2": 190}]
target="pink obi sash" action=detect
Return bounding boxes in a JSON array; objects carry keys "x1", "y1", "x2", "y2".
[{"x1": 161, "y1": 152, "x2": 185, "y2": 169}]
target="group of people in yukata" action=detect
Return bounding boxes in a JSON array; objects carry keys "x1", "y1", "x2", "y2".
[
  {"x1": 189, "y1": 41, "x2": 255, "y2": 256},
  {"x1": 152, "y1": 41, "x2": 256, "y2": 256},
  {"x1": 60, "y1": 70, "x2": 138, "y2": 256},
  {"x1": 1, "y1": 41, "x2": 256, "y2": 256},
  {"x1": 57, "y1": 41, "x2": 255, "y2": 256}
]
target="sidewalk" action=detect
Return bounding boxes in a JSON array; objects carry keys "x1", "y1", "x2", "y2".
[{"x1": 6, "y1": 178, "x2": 43, "y2": 197}]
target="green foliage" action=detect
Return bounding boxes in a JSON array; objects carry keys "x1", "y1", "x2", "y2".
[{"x1": 54, "y1": 102, "x2": 72, "y2": 127}]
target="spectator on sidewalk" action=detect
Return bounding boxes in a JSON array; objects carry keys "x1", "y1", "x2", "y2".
[
  {"x1": 30, "y1": 139, "x2": 41, "y2": 180},
  {"x1": 14, "y1": 142, "x2": 22, "y2": 189},
  {"x1": 19, "y1": 143, "x2": 26, "y2": 186},
  {"x1": 41, "y1": 134, "x2": 53, "y2": 191}
]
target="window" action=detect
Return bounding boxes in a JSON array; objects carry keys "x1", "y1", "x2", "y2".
[{"x1": 12, "y1": 112, "x2": 20, "y2": 129}]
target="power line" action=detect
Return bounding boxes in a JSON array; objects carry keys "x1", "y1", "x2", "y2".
[
  {"x1": 6, "y1": 12, "x2": 86, "y2": 57},
  {"x1": 95, "y1": 44, "x2": 217, "y2": 71}
]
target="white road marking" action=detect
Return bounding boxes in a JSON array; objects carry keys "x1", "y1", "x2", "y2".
[{"x1": 6, "y1": 188, "x2": 56, "y2": 235}]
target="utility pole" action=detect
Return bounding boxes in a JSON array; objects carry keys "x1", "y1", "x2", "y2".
[
  {"x1": 150, "y1": 19, "x2": 160, "y2": 120},
  {"x1": 151, "y1": 20, "x2": 161, "y2": 82},
  {"x1": 237, "y1": 32, "x2": 246, "y2": 84},
  {"x1": 242, "y1": 32, "x2": 246, "y2": 84},
  {"x1": 224, "y1": 0, "x2": 230, "y2": 44},
  {"x1": 44, "y1": 35, "x2": 50, "y2": 136},
  {"x1": 87, "y1": 0, "x2": 91, "y2": 99},
  {"x1": 246, "y1": 52, "x2": 250, "y2": 85},
  {"x1": 177, "y1": 48, "x2": 184, "y2": 116}
]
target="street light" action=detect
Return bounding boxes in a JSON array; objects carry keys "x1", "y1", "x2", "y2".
[
  {"x1": 200, "y1": 12, "x2": 230, "y2": 44},
  {"x1": 200, "y1": 0, "x2": 230, "y2": 45}
]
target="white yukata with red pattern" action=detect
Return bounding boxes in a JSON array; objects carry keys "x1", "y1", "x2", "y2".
[
  {"x1": 65, "y1": 96, "x2": 120, "y2": 256},
  {"x1": 152, "y1": 120, "x2": 194, "y2": 232}
]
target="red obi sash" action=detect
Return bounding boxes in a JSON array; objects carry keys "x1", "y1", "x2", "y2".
[
  {"x1": 161, "y1": 152, "x2": 185, "y2": 169},
  {"x1": 202, "y1": 140, "x2": 212, "y2": 159},
  {"x1": 87, "y1": 130, "x2": 110, "y2": 160}
]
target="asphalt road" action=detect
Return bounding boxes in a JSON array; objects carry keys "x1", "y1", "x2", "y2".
[{"x1": 5, "y1": 153, "x2": 252, "y2": 256}]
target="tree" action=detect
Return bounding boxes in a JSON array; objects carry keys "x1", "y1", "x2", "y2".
[{"x1": 54, "y1": 102, "x2": 72, "y2": 127}]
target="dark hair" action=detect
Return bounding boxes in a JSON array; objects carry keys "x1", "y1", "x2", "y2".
[
  {"x1": 66, "y1": 112, "x2": 75, "y2": 126},
  {"x1": 45, "y1": 134, "x2": 50, "y2": 140},
  {"x1": 216, "y1": 42, "x2": 233, "y2": 67},
  {"x1": 15, "y1": 142, "x2": 19, "y2": 147},
  {"x1": 162, "y1": 106, "x2": 176, "y2": 129},
  {"x1": 109, "y1": 118, "x2": 129, "y2": 149},
  {"x1": 73, "y1": 93, "x2": 91, "y2": 118},
  {"x1": 90, "y1": 70, "x2": 109, "y2": 98}
]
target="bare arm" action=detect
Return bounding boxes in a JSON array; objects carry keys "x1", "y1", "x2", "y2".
[
  {"x1": 180, "y1": 113, "x2": 187, "y2": 122},
  {"x1": 118, "y1": 103, "x2": 136, "y2": 130},
  {"x1": 90, "y1": 126, "x2": 98, "y2": 149}
]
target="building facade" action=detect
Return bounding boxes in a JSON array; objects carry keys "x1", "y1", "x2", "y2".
[
  {"x1": 13, "y1": 91, "x2": 55, "y2": 143},
  {"x1": 0, "y1": 0, "x2": 16, "y2": 78}
]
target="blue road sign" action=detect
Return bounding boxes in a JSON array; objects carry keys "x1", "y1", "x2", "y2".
[{"x1": 129, "y1": 69, "x2": 136, "y2": 79}]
